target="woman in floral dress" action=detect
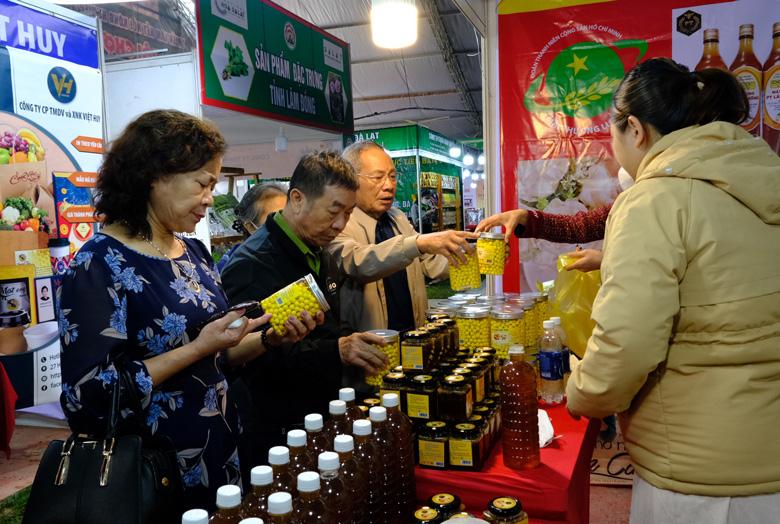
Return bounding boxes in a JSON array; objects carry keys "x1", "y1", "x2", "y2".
[{"x1": 58, "y1": 110, "x2": 318, "y2": 511}]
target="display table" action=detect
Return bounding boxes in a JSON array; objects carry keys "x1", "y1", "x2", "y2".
[{"x1": 415, "y1": 404, "x2": 600, "y2": 524}]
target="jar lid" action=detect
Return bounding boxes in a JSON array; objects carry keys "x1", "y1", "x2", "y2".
[
  {"x1": 468, "y1": 414, "x2": 485, "y2": 427},
  {"x1": 404, "y1": 330, "x2": 430, "y2": 341},
  {"x1": 413, "y1": 374, "x2": 435, "y2": 385},
  {"x1": 428, "y1": 313, "x2": 452, "y2": 322},
  {"x1": 482, "y1": 398, "x2": 497, "y2": 408},
  {"x1": 473, "y1": 405, "x2": 490, "y2": 416},
  {"x1": 424, "y1": 323, "x2": 443, "y2": 333},
  {"x1": 467, "y1": 357, "x2": 488, "y2": 366},
  {"x1": 384, "y1": 372, "x2": 407, "y2": 384},
  {"x1": 490, "y1": 307, "x2": 524, "y2": 320},
  {"x1": 421, "y1": 421, "x2": 449, "y2": 439},
  {"x1": 439, "y1": 318, "x2": 456, "y2": 327},
  {"x1": 452, "y1": 367, "x2": 472, "y2": 378},
  {"x1": 363, "y1": 398, "x2": 381, "y2": 408},
  {"x1": 479, "y1": 232, "x2": 504, "y2": 240},
  {"x1": 462, "y1": 363, "x2": 481, "y2": 373},
  {"x1": 457, "y1": 307, "x2": 489, "y2": 319},
  {"x1": 367, "y1": 329, "x2": 400, "y2": 342},
  {"x1": 413, "y1": 507, "x2": 440, "y2": 522},
  {"x1": 453, "y1": 423, "x2": 479, "y2": 438},
  {"x1": 474, "y1": 347, "x2": 495, "y2": 354},
  {"x1": 442, "y1": 374, "x2": 467, "y2": 387},
  {"x1": 428, "y1": 492, "x2": 462, "y2": 512},
  {"x1": 487, "y1": 496, "x2": 523, "y2": 517}
]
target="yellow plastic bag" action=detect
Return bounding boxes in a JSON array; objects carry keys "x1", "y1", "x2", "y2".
[{"x1": 551, "y1": 255, "x2": 601, "y2": 358}]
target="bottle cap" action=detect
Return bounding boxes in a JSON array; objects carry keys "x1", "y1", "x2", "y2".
[
  {"x1": 353, "y1": 419, "x2": 372, "y2": 436},
  {"x1": 543, "y1": 320, "x2": 554, "y2": 329},
  {"x1": 239, "y1": 519, "x2": 264, "y2": 524},
  {"x1": 550, "y1": 316, "x2": 561, "y2": 325},
  {"x1": 297, "y1": 471, "x2": 320, "y2": 493},
  {"x1": 268, "y1": 446, "x2": 290, "y2": 465},
  {"x1": 267, "y1": 492, "x2": 292, "y2": 515},
  {"x1": 381, "y1": 393, "x2": 399, "y2": 408},
  {"x1": 287, "y1": 429, "x2": 306, "y2": 447},
  {"x1": 329, "y1": 400, "x2": 347, "y2": 415},
  {"x1": 250, "y1": 465, "x2": 273, "y2": 486},
  {"x1": 334, "y1": 434, "x2": 354, "y2": 452},
  {"x1": 369, "y1": 406, "x2": 387, "y2": 422},
  {"x1": 508, "y1": 345, "x2": 525, "y2": 356},
  {"x1": 215, "y1": 484, "x2": 241, "y2": 509},
  {"x1": 181, "y1": 509, "x2": 209, "y2": 524},
  {"x1": 338, "y1": 387, "x2": 356, "y2": 402},
  {"x1": 304, "y1": 413, "x2": 323, "y2": 431},
  {"x1": 318, "y1": 451, "x2": 340, "y2": 471}
]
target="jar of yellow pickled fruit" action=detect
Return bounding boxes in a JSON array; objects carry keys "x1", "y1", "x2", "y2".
[
  {"x1": 477, "y1": 232, "x2": 506, "y2": 275},
  {"x1": 260, "y1": 274, "x2": 330, "y2": 336},
  {"x1": 490, "y1": 307, "x2": 524, "y2": 360},
  {"x1": 364, "y1": 329, "x2": 400, "y2": 387},
  {"x1": 521, "y1": 302, "x2": 537, "y2": 351},
  {"x1": 449, "y1": 242, "x2": 482, "y2": 290},
  {"x1": 456, "y1": 307, "x2": 491, "y2": 349}
]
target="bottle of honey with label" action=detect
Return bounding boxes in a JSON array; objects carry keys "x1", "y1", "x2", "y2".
[
  {"x1": 763, "y1": 22, "x2": 780, "y2": 153},
  {"x1": 696, "y1": 28, "x2": 728, "y2": 71},
  {"x1": 731, "y1": 24, "x2": 763, "y2": 135}
]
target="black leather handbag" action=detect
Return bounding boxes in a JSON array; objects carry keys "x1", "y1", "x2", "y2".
[{"x1": 23, "y1": 366, "x2": 183, "y2": 524}]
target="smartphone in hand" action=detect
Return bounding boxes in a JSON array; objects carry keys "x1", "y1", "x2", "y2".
[{"x1": 198, "y1": 301, "x2": 260, "y2": 330}]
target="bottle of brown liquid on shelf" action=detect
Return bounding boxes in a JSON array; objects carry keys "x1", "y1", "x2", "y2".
[
  {"x1": 305, "y1": 413, "x2": 331, "y2": 457},
  {"x1": 352, "y1": 419, "x2": 385, "y2": 524},
  {"x1": 369, "y1": 406, "x2": 401, "y2": 524},
  {"x1": 209, "y1": 485, "x2": 243, "y2": 523},
  {"x1": 763, "y1": 22, "x2": 780, "y2": 153},
  {"x1": 501, "y1": 345, "x2": 540, "y2": 470},
  {"x1": 318, "y1": 451, "x2": 353, "y2": 524},
  {"x1": 240, "y1": 465, "x2": 273, "y2": 520},
  {"x1": 182, "y1": 509, "x2": 209, "y2": 524},
  {"x1": 325, "y1": 400, "x2": 350, "y2": 443},
  {"x1": 293, "y1": 471, "x2": 327, "y2": 523},
  {"x1": 382, "y1": 393, "x2": 417, "y2": 521},
  {"x1": 268, "y1": 446, "x2": 296, "y2": 496},
  {"x1": 266, "y1": 492, "x2": 294, "y2": 524},
  {"x1": 334, "y1": 435, "x2": 369, "y2": 524},
  {"x1": 339, "y1": 387, "x2": 364, "y2": 426},
  {"x1": 696, "y1": 28, "x2": 728, "y2": 71},
  {"x1": 287, "y1": 429, "x2": 314, "y2": 478},
  {"x1": 731, "y1": 23, "x2": 763, "y2": 135}
]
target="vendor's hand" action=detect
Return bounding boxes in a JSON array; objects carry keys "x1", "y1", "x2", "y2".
[
  {"x1": 564, "y1": 248, "x2": 603, "y2": 272},
  {"x1": 193, "y1": 309, "x2": 267, "y2": 357},
  {"x1": 476, "y1": 209, "x2": 528, "y2": 242},
  {"x1": 416, "y1": 230, "x2": 478, "y2": 267},
  {"x1": 265, "y1": 310, "x2": 325, "y2": 346},
  {"x1": 338, "y1": 332, "x2": 389, "y2": 375}
]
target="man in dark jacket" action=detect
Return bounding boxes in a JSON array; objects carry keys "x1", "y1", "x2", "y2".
[{"x1": 221, "y1": 151, "x2": 387, "y2": 478}]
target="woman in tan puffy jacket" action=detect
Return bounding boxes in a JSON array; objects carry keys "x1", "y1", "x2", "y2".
[{"x1": 566, "y1": 57, "x2": 780, "y2": 523}]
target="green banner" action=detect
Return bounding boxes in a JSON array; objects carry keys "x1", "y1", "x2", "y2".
[
  {"x1": 418, "y1": 128, "x2": 459, "y2": 157},
  {"x1": 393, "y1": 154, "x2": 418, "y2": 215},
  {"x1": 198, "y1": 0, "x2": 352, "y2": 133},
  {"x1": 347, "y1": 125, "x2": 417, "y2": 151}
]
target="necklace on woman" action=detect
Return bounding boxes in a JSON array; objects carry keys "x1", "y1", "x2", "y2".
[{"x1": 142, "y1": 234, "x2": 202, "y2": 293}]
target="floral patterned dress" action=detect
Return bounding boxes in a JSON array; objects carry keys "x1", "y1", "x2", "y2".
[{"x1": 58, "y1": 233, "x2": 241, "y2": 511}]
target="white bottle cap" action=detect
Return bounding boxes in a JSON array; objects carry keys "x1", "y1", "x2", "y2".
[
  {"x1": 543, "y1": 320, "x2": 555, "y2": 329},
  {"x1": 318, "y1": 451, "x2": 340, "y2": 471},
  {"x1": 297, "y1": 471, "x2": 321, "y2": 493},
  {"x1": 239, "y1": 519, "x2": 265, "y2": 524},
  {"x1": 329, "y1": 400, "x2": 347, "y2": 415},
  {"x1": 508, "y1": 345, "x2": 525, "y2": 356},
  {"x1": 339, "y1": 387, "x2": 356, "y2": 402},
  {"x1": 267, "y1": 492, "x2": 292, "y2": 515},
  {"x1": 334, "y1": 434, "x2": 354, "y2": 453},
  {"x1": 369, "y1": 406, "x2": 387, "y2": 422},
  {"x1": 250, "y1": 465, "x2": 273, "y2": 486},
  {"x1": 353, "y1": 419, "x2": 372, "y2": 436},
  {"x1": 551, "y1": 316, "x2": 561, "y2": 325},
  {"x1": 216, "y1": 484, "x2": 242, "y2": 509},
  {"x1": 181, "y1": 509, "x2": 209, "y2": 524},
  {"x1": 287, "y1": 429, "x2": 307, "y2": 447},
  {"x1": 305, "y1": 413, "x2": 323, "y2": 431},
  {"x1": 381, "y1": 393, "x2": 399, "y2": 408},
  {"x1": 268, "y1": 446, "x2": 290, "y2": 465}
]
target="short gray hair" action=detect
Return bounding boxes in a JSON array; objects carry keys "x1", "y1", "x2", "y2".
[
  {"x1": 235, "y1": 182, "x2": 286, "y2": 224},
  {"x1": 342, "y1": 140, "x2": 388, "y2": 175}
]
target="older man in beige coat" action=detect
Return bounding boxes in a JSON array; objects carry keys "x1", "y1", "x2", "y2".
[{"x1": 329, "y1": 141, "x2": 477, "y2": 334}]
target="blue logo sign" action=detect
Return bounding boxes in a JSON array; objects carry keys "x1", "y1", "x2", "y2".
[{"x1": 47, "y1": 67, "x2": 77, "y2": 103}]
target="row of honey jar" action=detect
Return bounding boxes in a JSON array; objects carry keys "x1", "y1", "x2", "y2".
[{"x1": 414, "y1": 492, "x2": 529, "y2": 523}]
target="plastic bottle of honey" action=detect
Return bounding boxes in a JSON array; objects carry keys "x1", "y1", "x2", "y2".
[
  {"x1": 182, "y1": 509, "x2": 209, "y2": 524},
  {"x1": 763, "y1": 22, "x2": 780, "y2": 153},
  {"x1": 210, "y1": 485, "x2": 243, "y2": 523},
  {"x1": 382, "y1": 393, "x2": 417, "y2": 520},
  {"x1": 501, "y1": 346, "x2": 540, "y2": 470},
  {"x1": 305, "y1": 413, "x2": 331, "y2": 457},
  {"x1": 266, "y1": 492, "x2": 294, "y2": 524},
  {"x1": 287, "y1": 429, "x2": 313, "y2": 478},
  {"x1": 339, "y1": 387, "x2": 364, "y2": 427},
  {"x1": 731, "y1": 23, "x2": 763, "y2": 135},
  {"x1": 325, "y1": 400, "x2": 350, "y2": 443},
  {"x1": 334, "y1": 435, "x2": 369, "y2": 524},
  {"x1": 369, "y1": 406, "x2": 401, "y2": 523},
  {"x1": 240, "y1": 465, "x2": 273, "y2": 520},
  {"x1": 268, "y1": 447, "x2": 296, "y2": 495},
  {"x1": 293, "y1": 471, "x2": 326, "y2": 523},
  {"x1": 352, "y1": 419, "x2": 385, "y2": 524},
  {"x1": 318, "y1": 451, "x2": 353, "y2": 524},
  {"x1": 695, "y1": 28, "x2": 728, "y2": 71}
]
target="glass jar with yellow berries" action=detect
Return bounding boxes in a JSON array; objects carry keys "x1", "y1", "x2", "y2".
[
  {"x1": 260, "y1": 274, "x2": 330, "y2": 336},
  {"x1": 449, "y1": 241, "x2": 482, "y2": 290},
  {"x1": 490, "y1": 307, "x2": 524, "y2": 360},
  {"x1": 477, "y1": 232, "x2": 506, "y2": 275},
  {"x1": 456, "y1": 307, "x2": 491, "y2": 349},
  {"x1": 364, "y1": 329, "x2": 400, "y2": 387}
]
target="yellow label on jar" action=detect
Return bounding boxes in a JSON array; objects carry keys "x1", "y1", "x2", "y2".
[
  {"x1": 418, "y1": 439, "x2": 446, "y2": 467},
  {"x1": 475, "y1": 376, "x2": 485, "y2": 402},
  {"x1": 406, "y1": 393, "x2": 431, "y2": 419},
  {"x1": 402, "y1": 344, "x2": 424, "y2": 370},
  {"x1": 448, "y1": 439, "x2": 473, "y2": 467}
]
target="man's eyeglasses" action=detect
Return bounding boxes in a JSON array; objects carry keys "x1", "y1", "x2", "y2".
[{"x1": 360, "y1": 172, "x2": 398, "y2": 184}]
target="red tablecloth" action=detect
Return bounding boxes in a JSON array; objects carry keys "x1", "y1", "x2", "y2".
[{"x1": 415, "y1": 405, "x2": 600, "y2": 524}]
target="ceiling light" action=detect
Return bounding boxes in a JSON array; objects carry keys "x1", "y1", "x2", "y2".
[
  {"x1": 470, "y1": 182, "x2": 477, "y2": 189},
  {"x1": 463, "y1": 154, "x2": 475, "y2": 166},
  {"x1": 478, "y1": 153, "x2": 485, "y2": 166},
  {"x1": 371, "y1": 0, "x2": 418, "y2": 49},
  {"x1": 275, "y1": 127, "x2": 288, "y2": 152},
  {"x1": 462, "y1": 169, "x2": 471, "y2": 179},
  {"x1": 449, "y1": 146, "x2": 462, "y2": 158},
  {"x1": 480, "y1": 172, "x2": 486, "y2": 180}
]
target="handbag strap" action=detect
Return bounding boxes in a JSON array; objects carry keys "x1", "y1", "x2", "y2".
[{"x1": 106, "y1": 362, "x2": 149, "y2": 439}]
